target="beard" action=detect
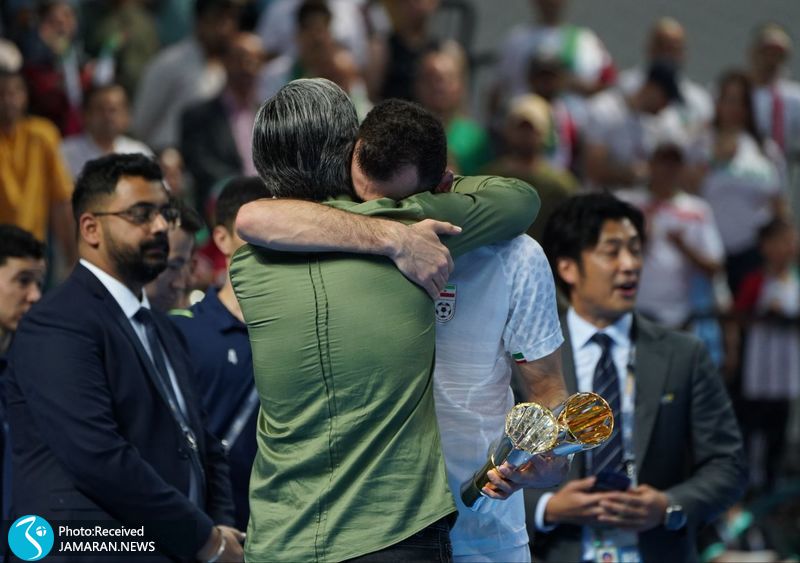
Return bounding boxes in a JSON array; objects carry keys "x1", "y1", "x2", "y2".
[{"x1": 107, "y1": 231, "x2": 169, "y2": 285}]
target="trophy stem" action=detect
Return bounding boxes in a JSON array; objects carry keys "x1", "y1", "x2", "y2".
[{"x1": 460, "y1": 457, "x2": 496, "y2": 508}]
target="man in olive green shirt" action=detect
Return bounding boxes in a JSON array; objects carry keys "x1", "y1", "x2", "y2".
[{"x1": 230, "y1": 79, "x2": 540, "y2": 562}]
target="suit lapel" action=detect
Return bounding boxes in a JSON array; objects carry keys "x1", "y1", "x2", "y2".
[{"x1": 632, "y1": 315, "x2": 670, "y2": 468}]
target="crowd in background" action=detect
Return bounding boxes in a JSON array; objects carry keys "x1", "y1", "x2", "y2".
[{"x1": 1, "y1": 0, "x2": 799, "y2": 559}]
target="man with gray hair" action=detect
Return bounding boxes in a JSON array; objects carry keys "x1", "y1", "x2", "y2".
[{"x1": 230, "y1": 78, "x2": 541, "y2": 562}]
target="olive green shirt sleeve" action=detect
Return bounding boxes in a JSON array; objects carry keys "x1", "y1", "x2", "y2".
[{"x1": 325, "y1": 175, "x2": 540, "y2": 258}]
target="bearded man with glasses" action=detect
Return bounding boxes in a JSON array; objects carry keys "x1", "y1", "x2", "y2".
[{"x1": 5, "y1": 153, "x2": 244, "y2": 562}]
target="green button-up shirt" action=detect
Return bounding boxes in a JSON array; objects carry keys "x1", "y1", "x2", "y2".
[{"x1": 231, "y1": 176, "x2": 540, "y2": 562}]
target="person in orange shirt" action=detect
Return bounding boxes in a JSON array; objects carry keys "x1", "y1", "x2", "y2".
[{"x1": 0, "y1": 69, "x2": 75, "y2": 269}]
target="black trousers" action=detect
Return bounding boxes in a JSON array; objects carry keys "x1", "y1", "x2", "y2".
[{"x1": 345, "y1": 515, "x2": 455, "y2": 563}]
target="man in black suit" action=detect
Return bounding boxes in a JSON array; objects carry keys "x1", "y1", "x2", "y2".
[
  {"x1": 179, "y1": 32, "x2": 265, "y2": 216},
  {"x1": 6, "y1": 154, "x2": 243, "y2": 561},
  {"x1": 526, "y1": 193, "x2": 746, "y2": 562}
]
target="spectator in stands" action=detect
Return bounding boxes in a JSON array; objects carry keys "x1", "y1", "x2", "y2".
[
  {"x1": 61, "y1": 84, "x2": 152, "y2": 179},
  {"x1": 619, "y1": 17, "x2": 713, "y2": 139},
  {"x1": 749, "y1": 23, "x2": 800, "y2": 161},
  {"x1": 686, "y1": 70, "x2": 788, "y2": 293},
  {"x1": 84, "y1": 0, "x2": 161, "y2": 98},
  {"x1": 491, "y1": 0, "x2": 616, "y2": 118},
  {"x1": 584, "y1": 62, "x2": 685, "y2": 192},
  {"x1": 483, "y1": 93, "x2": 578, "y2": 242},
  {"x1": 171, "y1": 176, "x2": 269, "y2": 533},
  {"x1": 0, "y1": 224, "x2": 45, "y2": 526},
  {"x1": 145, "y1": 200, "x2": 204, "y2": 313},
  {"x1": 20, "y1": 0, "x2": 89, "y2": 137},
  {"x1": 0, "y1": 68, "x2": 76, "y2": 267},
  {"x1": 372, "y1": 0, "x2": 440, "y2": 101},
  {"x1": 617, "y1": 142, "x2": 724, "y2": 330},
  {"x1": 133, "y1": 0, "x2": 240, "y2": 151},
  {"x1": 414, "y1": 44, "x2": 491, "y2": 176},
  {"x1": 256, "y1": 0, "x2": 370, "y2": 70},
  {"x1": 182, "y1": 32, "x2": 265, "y2": 217},
  {"x1": 527, "y1": 53, "x2": 583, "y2": 175},
  {"x1": 735, "y1": 218, "x2": 800, "y2": 492},
  {"x1": 0, "y1": 225, "x2": 45, "y2": 359}
]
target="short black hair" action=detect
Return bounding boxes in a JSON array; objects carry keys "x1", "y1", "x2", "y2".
[
  {"x1": 195, "y1": 0, "x2": 241, "y2": 18},
  {"x1": 356, "y1": 99, "x2": 447, "y2": 191},
  {"x1": 542, "y1": 193, "x2": 646, "y2": 294},
  {"x1": 72, "y1": 153, "x2": 164, "y2": 223},
  {"x1": 0, "y1": 225, "x2": 45, "y2": 267},
  {"x1": 297, "y1": 0, "x2": 332, "y2": 29},
  {"x1": 758, "y1": 216, "x2": 794, "y2": 244},
  {"x1": 174, "y1": 199, "x2": 205, "y2": 235},
  {"x1": 215, "y1": 176, "x2": 270, "y2": 229},
  {"x1": 82, "y1": 83, "x2": 126, "y2": 111}
]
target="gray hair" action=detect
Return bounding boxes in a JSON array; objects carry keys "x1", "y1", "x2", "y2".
[{"x1": 252, "y1": 78, "x2": 358, "y2": 200}]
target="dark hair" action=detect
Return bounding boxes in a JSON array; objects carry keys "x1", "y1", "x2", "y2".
[
  {"x1": 72, "y1": 153, "x2": 164, "y2": 222},
  {"x1": 0, "y1": 225, "x2": 45, "y2": 267},
  {"x1": 713, "y1": 69, "x2": 764, "y2": 148},
  {"x1": 644, "y1": 61, "x2": 683, "y2": 103},
  {"x1": 542, "y1": 193, "x2": 646, "y2": 294},
  {"x1": 82, "y1": 83, "x2": 126, "y2": 111},
  {"x1": 195, "y1": 0, "x2": 240, "y2": 18},
  {"x1": 297, "y1": 0, "x2": 332, "y2": 29},
  {"x1": 252, "y1": 78, "x2": 358, "y2": 201},
  {"x1": 758, "y1": 216, "x2": 795, "y2": 243},
  {"x1": 215, "y1": 176, "x2": 270, "y2": 228},
  {"x1": 356, "y1": 99, "x2": 447, "y2": 191},
  {"x1": 174, "y1": 199, "x2": 205, "y2": 235}
]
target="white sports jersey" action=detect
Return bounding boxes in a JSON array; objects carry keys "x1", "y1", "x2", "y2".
[{"x1": 433, "y1": 235, "x2": 563, "y2": 557}]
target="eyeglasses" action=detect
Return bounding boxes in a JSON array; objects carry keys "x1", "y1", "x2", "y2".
[{"x1": 92, "y1": 203, "x2": 180, "y2": 227}]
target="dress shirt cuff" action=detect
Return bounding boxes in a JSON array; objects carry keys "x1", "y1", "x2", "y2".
[{"x1": 534, "y1": 492, "x2": 558, "y2": 532}]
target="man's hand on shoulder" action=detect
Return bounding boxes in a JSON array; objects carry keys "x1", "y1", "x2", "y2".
[{"x1": 386, "y1": 219, "x2": 461, "y2": 299}]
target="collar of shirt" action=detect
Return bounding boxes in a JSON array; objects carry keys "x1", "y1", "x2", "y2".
[
  {"x1": 567, "y1": 308, "x2": 632, "y2": 351},
  {"x1": 195, "y1": 287, "x2": 246, "y2": 333},
  {"x1": 80, "y1": 258, "x2": 150, "y2": 319}
]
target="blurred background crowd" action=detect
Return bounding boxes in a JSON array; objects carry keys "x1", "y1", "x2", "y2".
[{"x1": 1, "y1": 0, "x2": 799, "y2": 559}]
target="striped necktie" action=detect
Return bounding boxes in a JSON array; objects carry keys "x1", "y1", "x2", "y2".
[{"x1": 589, "y1": 333, "x2": 624, "y2": 475}]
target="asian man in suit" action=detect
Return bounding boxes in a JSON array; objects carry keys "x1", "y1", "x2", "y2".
[
  {"x1": 525, "y1": 193, "x2": 746, "y2": 562},
  {"x1": 6, "y1": 154, "x2": 243, "y2": 561}
]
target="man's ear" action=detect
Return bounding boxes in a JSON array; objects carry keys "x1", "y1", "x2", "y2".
[
  {"x1": 212, "y1": 224, "x2": 232, "y2": 258},
  {"x1": 434, "y1": 170, "x2": 455, "y2": 193},
  {"x1": 79, "y1": 213, "x2": 101, "y2": 248},
  {"x1": 556, "y1": 257, "x2": 580, "y2": 288}
]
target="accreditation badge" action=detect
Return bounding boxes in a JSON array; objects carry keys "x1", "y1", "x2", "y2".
[
  {"x1": 592, "y1": 529, "x2": 641, "y2": 563},
  {"x1": 435, "y1": 284, "x2": 456, "y2": 323}
]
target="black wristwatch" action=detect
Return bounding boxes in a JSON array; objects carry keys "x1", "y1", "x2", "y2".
[{"x1": 663, "y1": 504, "x2": 687, "y2": 531}]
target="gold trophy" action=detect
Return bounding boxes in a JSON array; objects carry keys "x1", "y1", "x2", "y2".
[{"x1": 461, "y1": 392, "x2": 614, "y2": 511}]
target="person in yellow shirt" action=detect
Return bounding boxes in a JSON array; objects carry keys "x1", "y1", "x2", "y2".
[{"x1": 0, "y1": 69, "x2": 75, "y2": 269}]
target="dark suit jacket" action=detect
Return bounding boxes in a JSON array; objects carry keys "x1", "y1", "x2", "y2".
[
  {"x1": 179, "y1": 95, "x2": 243, "y2": 212},
  {"x1": 5, "y1": 265, "x2": 234, "y2": 561},
  {"x1": 526, "y1": 313, "x2": 746, "y2": 563}
]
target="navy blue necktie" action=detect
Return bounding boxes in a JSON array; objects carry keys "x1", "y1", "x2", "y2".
[{"x1": 589, "y1": 333, "x2": 624, "y2": 475}]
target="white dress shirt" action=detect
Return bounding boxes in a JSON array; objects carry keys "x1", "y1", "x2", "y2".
[
  {"x1": 535, "y1": 308, "x2": 633, "y2": 561},
  {"x1": 80, "y1": 259, "x2": 189, "y2": 416}
]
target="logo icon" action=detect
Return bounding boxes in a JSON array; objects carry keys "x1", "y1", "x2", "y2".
[
  {"x1": 8, "y1": 515, "x2": 54, "y2": 561},
  {"x1": 435, "y1": 284, "x2": 457, "y2": 323}
]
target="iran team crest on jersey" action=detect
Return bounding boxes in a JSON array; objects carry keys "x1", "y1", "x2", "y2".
[{"x1": 435, "y1": 284, "x2": 457, "y2": 323}]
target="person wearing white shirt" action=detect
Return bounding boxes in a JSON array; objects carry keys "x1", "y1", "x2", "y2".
[
  {"x1": 618, "y1": 18, "x2": 713, "y2": 140},
  {"x1": 61, "y1": 84, "x2": 152, "y2": 179},
  {"x1": 132, "y1": 0, "x2": 239, "y2": 151},
  {"x1": 526, "y1": 193, "x2": 745, "y2": 563}
]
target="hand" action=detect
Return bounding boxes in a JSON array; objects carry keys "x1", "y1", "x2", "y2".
[
  {"x1": 389, "y1": 219, "x2": 461, "y2": 299},
  {"x1": 597, "y1": 484, "x2": 669, "y2": 532},
  {"x1": 196, "y1": 525, "x2": 245, "y2": 562},
  {"x1": 481, "y1": 454, "x2": 570, "y2": 500},
  {"x1": 543, "y1": 477, "x2": 607, "y2": 527}
]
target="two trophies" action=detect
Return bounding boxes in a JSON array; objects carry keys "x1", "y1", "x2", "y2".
[{"x1": 461, "y1": 392, "x2": 614, "y2": 511}]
